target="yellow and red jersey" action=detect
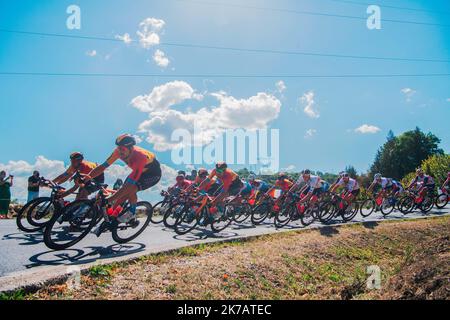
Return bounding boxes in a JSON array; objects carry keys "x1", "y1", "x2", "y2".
[
  {"x1": 208, "y1": 168, "x2": 238, "y2": 191},
  {"x1": 65, "y1": 160, "x2": 98, "y2": 177},
  {"x1": 275, "y1": 179, "x2": 293, "y2": 192}
]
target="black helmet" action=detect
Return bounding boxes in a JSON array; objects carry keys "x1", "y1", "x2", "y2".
[
  {"x1": 70, "y1": 152, "x2": 84, "y2": 161},
  {"x1": 115, "y1": 134, "x2": 136, "y2": 147},
  {"x1": 303, "y1": 169, "x2": 311, "y2": 175},
  {"x1": 198, "y1": 168, "x2": 208, "y2": 176},
  {"x1": 216, "y1": 162, "x2": 227, "y2": 170}
]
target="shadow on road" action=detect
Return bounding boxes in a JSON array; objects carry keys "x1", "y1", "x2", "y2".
[
  {"x1": 25, "y1": 242, "x2": 146, "y2": 269},
  {"x1": 173, "y1": 228, "x2": 239, "y2": 242},
  {"x1": 2, "y1": 232, "x2": 44, "y2": 246}
]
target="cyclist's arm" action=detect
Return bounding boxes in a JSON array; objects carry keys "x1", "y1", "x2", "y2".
[
  {"x1": 53, "y1": 166, "x2": 74, "y2": 184},
  {"x1": 199, "y1": 170, "x2": 215, "y2": 190},
  {"x1": 367, "y1": 181, "x2": 376, "y2": 192},
  {"x1": 89, "y1": 150, "x2": 120, "y2": 180}
]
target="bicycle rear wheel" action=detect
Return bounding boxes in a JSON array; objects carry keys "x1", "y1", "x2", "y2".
[
  {"x1": 163, "y1": 203, "x2": 184, "y2": 229},
  {"x1": 300, "y1": 205, "x2": 317, "y2": 226},
  {"x1": 151, "y1": 200, "x2": 170, "y2": 224},
  {"x1": 380, "y1": 198, "x2": 395, "y2": 216},
  {"x1": 211, "y1": 206, "x2": 233, "y2": 232},
  {"x1": 341, "y1": 202, "x2": 359, "y2": 222},
  {"x1": 44, "y1": 200, "x2": 97, "y2": 250},
  {"x1": 399, "y1": 196, "x2": 414, "y2": 214},
  {"x1": 435, "y1": 193, "x2": 448, "y2": 209},
  {"x1": 318, "y1": 201, "x2": 336, "y2": 223},
  {"x1": 274, "y1": 205, "x2": 293, "y2": 228},
  {"x1": 232, "y1": 203, "x2": 251, "y2": 224},
  {"x1": 419, "y1": 196, "x2": 434, "y2": 214},
  {"x1": 112, "y1": 201, "x2": 153, "y2": 243}
]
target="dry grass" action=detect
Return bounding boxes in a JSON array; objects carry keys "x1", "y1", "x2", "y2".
[{"x1": 17, "y1": 216, "x2": 450, "y2": 300}]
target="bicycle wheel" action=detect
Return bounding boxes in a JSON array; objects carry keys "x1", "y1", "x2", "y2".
[
  {"x1": 341, "y1": 202, "x2": 359, "y2": 222},
  {"x1": 300, "y1": 205, "x2": 317, "y2": 226},
  {"x1": 419, "y1": 196, "x2": 434, "y2": 214},
  {"x1": 435, "y1": 193, "x2": 448, "y2": 209},
  {"x1": 399, "y1": 196, "x2": 414, "y2": 214},
  {"x1": 360, "y1": 199, "x2": 375, "y2": 217},
  {"x1": 174, "y1": 206, "x2": 200, "y2": 235},
  {"x1": 44, "y1": 200, "x2": 97, "y2": 250},
  {"x1": 318, "y1": 201, "x2": 336, "y2": 223},
  {"x1": 16, "y1": 197, "x2": 50, "y2": 233},
  {"x1": 251, "y1": 202, "x2": 270, "y2": 225},
  {"x1": 151, "y1": 200, "x2": 170, "y2": 224},
  {"x1": 163, "y1": 203, "x2": 184, "y2": 229},
  {"x1": 26, "y1": 198, "x2": 57, "y2": 228},
  {"x1": 232, "y1": 203, "x2": 251, "y2": 224},
  {"x1": 380, "y1": 198, "x2": 395, "y2": 216},
  {"x1": 112, "y1": 201, "x2": 153, "y2": 243},
  {"x1": 211, "y1": 206, "x2": 233, "y2": 232},
  {"x1": 274, "y1": 205, "x2": 293, "y2": 228}
]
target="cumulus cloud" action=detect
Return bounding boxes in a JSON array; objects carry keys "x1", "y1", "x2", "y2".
[
  {"x1": 355, "y1": 124, "x2": 381, "y2": 134},
  {"x1": 132, "y1": 82, "x2": 282, "y2": 151},
  {"x1": 86, "y1": 50, "x2": 97, "y2": 57},
  {"x1": 300, "y1": 91, "x2": 320, "y2": 118},
  {"x1": 153, "y1": 49, "x2": 170, "y2": 68},
  {"x1": 115, "y1": 33, "x2": 132, "y2": 44},
  {"x1": 401, "y1": 88, "x2": 416, "y2": 102},
  {"x1": 137, "y1": 18, "x2": 165, "y2": 48},
  {"x1": 131, "y1": 81, "x2": 203, "y2": 113}
]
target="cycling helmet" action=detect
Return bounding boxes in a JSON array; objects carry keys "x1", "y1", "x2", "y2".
[
  {"x1": 342, "y1": 172, "x2": 350, "y2": 178},
  {"x1": 176, "y1": 174, "x2": 185, "y2": 181},
  {"x1": 303, "y1": 169, "x2": 311, "y2": 175},
  {"x1": 177, "y1": 170, "x2": 186, "y2": 176},
  {"x1": 115, "y1": 134, "x2": 136, "y2": 147},
  {"x1": 216, "y1": 162, "x2": 228, "y2": 171},
  {"x1": 198, "y1": 168, "x2": 208, "y2": 177},
  {"x1": 70, "y1": 152, "x2": 84, "y2": 161},
  {"x1": 374, "y1": 173, "x2": 382, "y2": 179},
  {"x1": 416, "y1": 168, "x2": 423, "y2": 174},
  {"x1": 248, "y1": 174, "x2": 256, "y2": 181}
]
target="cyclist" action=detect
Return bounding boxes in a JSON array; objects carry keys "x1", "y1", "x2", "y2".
[
  {"x1": 407, "y1": 168, "x2": 435, "y2": 200},
  {"x1": 330, "y1": 172, "x2": 360, "y2": 204},
  {"x1": 198, "y1": 162, "x2": 250, "y2": 208},
  {"x1": 84, "y1": 134, "x2": 161, "y2": 223},
  {"x1": 273, "y1": 172, "x2": 293, "y2": 193},
  {"x1": 367, "y1": 173, "x2": 394, "y2": 196},
  {"x1": 193, "y1": 168, "x2": 221, "y2": 196},
  {"x1": 53, "y1": 152, "x2": 105, "y2": 200},
  {"x1": 247, "y1": 174, "x2": 271, "y2": 194},
  {"x1": 296, "y1": 169, "x2": 324, "y2": 203},
  {"x1": 168, "y1": 174, "x2": 192, "y2": 195}
]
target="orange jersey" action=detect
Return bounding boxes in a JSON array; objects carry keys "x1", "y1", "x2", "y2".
[
  {"x1": 208, "y1": 168, "x2": 238, "y2": 191},
  {"x1": 104, "y1": 146, "x2": 156, "y2": 182},
  {"x1": 195, "y1": 176, "x2": 217, "y2": 191},
  {"x1": 275, "y1": 179, "x2": 293, "y2": 192},
  {"x1": 65, "y1": 160, "x2": 98, "y2": 176}
]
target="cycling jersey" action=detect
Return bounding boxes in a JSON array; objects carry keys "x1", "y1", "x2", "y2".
[
  {"x1": 64, "y1": 160, "x2": 98, "y2": 177},
  {"x1": 336, "y1": 178, "x2": 360, "y2": 191},
  {"x1": 392, "y1": 180, "x2": 404, "y2": 192},
  {"x1": 298, "y1": 175, "x2": 323, "y2": 192},
  {"x1": 208, "y1": 168, "x2": 239, "y2": 191},
  {"x1": 174, "y1": 180, "x2": 192, "y2": 190},
  {"x1": 412, "y1": 175, "x2": 435, "y2": 186},
  {"x1": 275, "y1": 179, "x2": 293, "y2": 192},
  {"x1": 373, "y1": 177, "x2": 393, "y2": 189},
  {"x1": 195, "y1": 176, "x2": 218, "y2": 191},
  {"x1": 250, "y1": 179, "x2": 271, "y2": 192},
  {"x1": 103, "y1": 146, "x2": 156, "y2": 185}
]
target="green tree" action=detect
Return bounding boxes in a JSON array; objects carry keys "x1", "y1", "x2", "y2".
[
  {"x1": 421, "y1": 154, "x2": 450, "y2": 185},
  {"x1": 370, "y1": 127, "x2": 443, "y2": 180},
  {"x1": 345, "y1": 165, "x2": 357, "y2": 179}
]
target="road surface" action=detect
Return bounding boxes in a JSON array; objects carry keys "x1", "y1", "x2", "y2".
[{"x1": 0, "y1": 205, "x2": 449, "y2": 291}]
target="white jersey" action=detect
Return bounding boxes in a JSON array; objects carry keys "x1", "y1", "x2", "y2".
[
  {"x1": 373, "y1": 177, "x2": 392, "y2": 189},
  {"x1": 337, "y1": 177, "x2": 360, "y2": 191},
  {"x1": 412, "y1": 174, "x2": 435, "y2": 185},
  {"x1": 297, "y1": 175, "x2": 322, "y2": 190}
]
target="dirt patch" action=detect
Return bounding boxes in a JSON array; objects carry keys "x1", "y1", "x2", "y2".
[{"x1": 16, "y1": 216, "x2": 450, "y2": 300}]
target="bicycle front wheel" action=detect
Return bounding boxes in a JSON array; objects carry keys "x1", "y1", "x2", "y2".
[
  {"x1": 16, "y1": 197, "x2": 51, "y2": 233},
  {"x1": 360, "y1": 199, "x2": 375, "y2": 217},
  {"x1": 112, "y1": 202, "x2": 153, "y2": 243},
  {"x1": 174, "y1": 206, "x2": 200, "y2": 235}
]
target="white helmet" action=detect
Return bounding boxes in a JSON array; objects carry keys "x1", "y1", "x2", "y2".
[
  {"x1": 248, "y1": 174, "x2": 256, "y2": 181},
  {"x1": 374, "y1": 173, "x2": 382, "y2": 180}
]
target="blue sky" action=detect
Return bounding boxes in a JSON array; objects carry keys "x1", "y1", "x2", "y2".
[{"x1": 0, "y1": 0, "x2": 449, "y2": 189}]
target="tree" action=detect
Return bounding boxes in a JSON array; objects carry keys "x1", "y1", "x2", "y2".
[
  {"x1": 345, "y1": 165, "x2": 357, "y2": 179},
  {"x1": 421, "y1": 154, "x2": 450, "y2": 185},
  {"x1": 370, "y1": 127, "x2": 443, "y2": 180}
]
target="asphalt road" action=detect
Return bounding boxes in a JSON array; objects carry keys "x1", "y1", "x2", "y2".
[{"x1": 0, "y1": 205, "x2": 449, "y2": 289}]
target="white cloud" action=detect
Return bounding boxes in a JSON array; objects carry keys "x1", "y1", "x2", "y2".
[
  {"x1": 300, "y1": 91, "x2": 320, "y2": 118},
  {"x1": 115, "y1": 33, "x2": 132, "y2": 44},
  {"x1": 401, "y1": 87, "x2": 416, "y2": 102},
  {"x1": 282, "y1": 165, "x2": 296, "y2": 172},
  {"x1": 355, "y1": 124, "x2": 381, "y2": 134},
  {"x1": 137, "y1": 18, "x2": 165, "y2": 48},
  {"x1": 131, "y1": 81, "x2": 203, "y2": 113},
  {"x1": 304, "y1": 129, "x2": 317, "y2": 138},
  {"x1": 153, "y1": 49, "x2": 170, "y2": 68},
  {"x1": 276, "y1": 80, "x2": 286, "y2": 94},
  {"x1": 132, "y1": 82, "x2": 282, "y2": 151},
  {"x1": 86, "y1": 50, "x2": 97, "y2": 57}
]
